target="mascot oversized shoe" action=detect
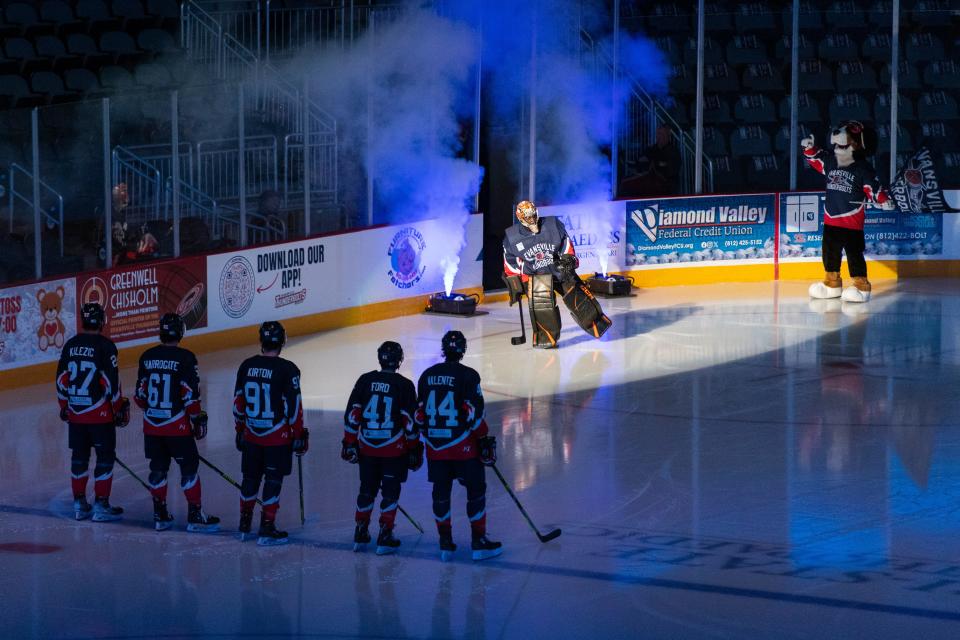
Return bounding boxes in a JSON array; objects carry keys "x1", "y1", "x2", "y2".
[{"x1": 809, "y1": 272, "x2": 842, "y2": 299}]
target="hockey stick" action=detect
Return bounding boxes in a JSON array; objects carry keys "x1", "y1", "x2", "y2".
[
  {"x1": 491, "y1": 464, "x2": 561, "y2": 543},
  {"x1": 398, "y1": 504, "x2": 424, "y2": 534},
  {"x1": 198, "y1": 454, "x2": 263, "y2": 507},
  {"x1": 511, "y1": 302, "x2": 527, "y2": 345},
  {"x1": 297, "y1": 455, "x2": 305, "y2": 526},
  {"x1": 114, "y1": 455, "x2": 151, "y2": 493}
]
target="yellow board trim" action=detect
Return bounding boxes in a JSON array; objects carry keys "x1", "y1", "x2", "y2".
[{"x1": 0, "y1": 287, "x2": 486, "y2": 391}]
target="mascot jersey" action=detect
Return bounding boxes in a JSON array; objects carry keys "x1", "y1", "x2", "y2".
[
  {"x1": 803, "y1": 146, "x2": 890, "y2": 231},
  {"x1": 502, "y1": 216, "x2": 576, "y2": 279}
]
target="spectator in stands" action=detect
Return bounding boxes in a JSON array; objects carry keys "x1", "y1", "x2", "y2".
[{"x1": 620, "y1": 125, "x2": 682, "y2": 197}]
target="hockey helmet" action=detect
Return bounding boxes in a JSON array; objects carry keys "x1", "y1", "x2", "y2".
[
  {"x1": 515, "y1": 200, "x2": 539, "y2": 228},
  {"x1": 441, "y1": 330, "x2": 467, "y2": 360},
  {"x1": 159, "y1": 312, "x2": 185, "y2": 343},
  {"x1": 377, "y1": 341, "x2": 404, "y2": 370},
  {"x1": 81, "y1": 302, "x2": 105, "y2": 331},
  {"x1": 259, "y1": 321, "x2": 286, "y2": 352}
]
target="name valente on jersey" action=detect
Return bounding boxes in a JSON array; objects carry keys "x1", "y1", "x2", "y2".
[
  {"x1": 143, "y1": 359, "x2": 180, "y2": 371},
  {"x1": 427, "y1": 375, "x2": 455, "y2": 387},
  {"x1": 247, "y1": 367, "x2": 273, "y2": 379}
]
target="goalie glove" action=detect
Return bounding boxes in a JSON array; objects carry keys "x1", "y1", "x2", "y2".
[
  {"x1": 478, "y1": 435, "x2": 497, "y2": 467},
  {"x1": 293, "y1": 427, "x2": 310, "y2": 456},
  {"x1": 502, "y1": 274, "x2": 524, "y2": 305},
  {"x1": 341, "y1": 439, "x2": 359, "y2": 464},
  {"x1": 555, "y1": 253, "x2": 578, "y2": 282},
  {"x1": 190, "y1": 411, "x2": 208, "y2": 440},
  {"x1": 114, "y1": 397, "x2": 130, "y2": 428}
]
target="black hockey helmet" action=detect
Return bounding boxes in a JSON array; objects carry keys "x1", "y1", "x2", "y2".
[
  {"x1": 259, "y1": 321, "x2": 286, "y2": 352},
  {"x1": 159, "y1": 312, "x2": 185, "y2": 343},
  {"x1": 377, "y1": 341, "x2": 404, "y2": 370},
  {"x1": 441, "y1": 330, "x2": 467, "y2": 361},
  {"x1": 81, "y1": 302, "x2": 105, "y2": 331}
]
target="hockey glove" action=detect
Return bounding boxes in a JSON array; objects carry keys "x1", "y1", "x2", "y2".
[
  {"x1": 407, "y1": 440, "x2": 424, "y2": 472},
  {"x1": 60, "y1": 406, "x2": 69, "y2": 423},
  {"x1": 190, "y1": 411, "x2": 208, "y2": 440},
  {"x1": 341, "y1": 439, "x2": 359, "y2": 464},
  {"x1": 114, "y1": 397, "x2": 131, "y2": 428},
  {"x1": 293, "y1": 428, "x2": 310, "y2": 456},
  {"x1": 234, "y1": 425, "x2": 246, "y2": 452},
  {"x1": 478, "y1": 436, "x2": 497, "y2": 466},
  {"x1": 555, "y1": 253, "x2": 578, "y2": 282},
  {"x1": 502, "y1": 274, "x2": 525, "y2": 305}
]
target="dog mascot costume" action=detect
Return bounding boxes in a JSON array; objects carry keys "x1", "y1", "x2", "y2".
[
  {"x1": 801, "y1": 120, "x2": 896, "y2": 303},
  {"x1": 502, "y1": 201, "x2": 612, "y2": 348}
]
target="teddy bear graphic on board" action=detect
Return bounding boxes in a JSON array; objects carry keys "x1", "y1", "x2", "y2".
[{"x1": 36, "y1": 286, "x2": 67, "y2": 351}]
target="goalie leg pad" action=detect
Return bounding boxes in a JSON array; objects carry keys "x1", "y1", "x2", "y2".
[
  {"x1": 528, "y1": 274, "x2": 561, "y2": 348},
  {"x1": 560, "y1": 278, "x2": 612, "y2": 339}
]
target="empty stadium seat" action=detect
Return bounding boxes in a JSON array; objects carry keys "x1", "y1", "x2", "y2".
[
  {"x1": 866, "y1": 0, "x2": 893, "y2": 29},
  {"x1": 701, "y1": 126, "x2": 729, "y2": 156},
  {"x1": 146, "y1": 0, "x2": 181, "y2": 30},
  {"x1": 835, "y1": 60, "x2": 877, "y2": 92},
  {"x1": 99, "y1": 31, "x2": 142, "y2": 63},
  {"x1": 67, "y1": 33, "x2": 111, "y2": 68},
  {"x1": 906, "y1": 33, "x2": 946, "y2": 64},
  {"x1": 137, "y1": 29, "x2": 180, "y2": 55},
  {"x1": 98, "y1": 65, "x2": 134, "y2": 90},
  {"x1": 917, "y1": 121, "x2": 957, "y2": 143},
  {"x1": 75, "y1": 0, "x2": 121, "y2": 35},
  {"x1": 879, "y1": 61, "x2": 922, "y2": 90},
  {"x1": 734, "y1": 94, "x2": 777, "y2": 123},
  {"x1": 729, "y1": 125, "x2": 772, "y2": 157},
  {"x1": 704, "y1": 63, "x2": 739, "y2": 93},
  {"x1": 923, "y1": 61, "x2": 960, "y2": 89},
  {"x1": 30, "y1": 71, "x2": 72, "y2": 101},
  {"x1": 917, "y1": 91, "x2": 960, "y2": 121},
  {"x1": 817, "y1": 33, "x2": 858, "y2": 62},
  {"x1": 734, "y1": 3, "x2": 776, "y2": 33},
  {"x1": 709, "y1": 155, "x2": 744, "y2": 192},
  {"x1": 63, "y1": 67, "x2": 100, "y2": 93},
  {"x1": 113, "y1": 0, "x2": 158, "y2": 31},
  {"x1": 774, "y1": 123, "x2": 814, "y2": 154},
  {"x1": 654, "y1": 36, "x2": 682, "y2": 65},
  {"x1": 797, "y1": 59, "x2": 833, "y2": 92},
  {"x1": 860, "y1": 34, "x2": 891, "y2": 63},
  {"x1": 704, "y1": 2, "x2": 735, "y2": 34},
  {"x1": 682, "y1": 36, "x2": 722, "y2": 66},
  {"x1": 774, "y1": 34, "x2": 815, "y2": 61},
  {"x1": 746, "y1": 154, "x2": 787, "y2": 189},
  {"x1": 822, "y1": 1, "x2": 868, "y2": 32},
  {"x1": 875, "y1": 124, "x2": 914, "y2": 155},
  {"x1": 778, "y1": 93, "x2": 822, "y2": 123},
  {"x1": 942, "y1": 151, "x2": 960, "y2": 187},
  {"x1": 35, "y1": 35, "x2": 82, "y2": 71},
  {"x1": 828, "y1": 93, "x2": 871, "y2": 123},
  {"x1": 6, "y1": 2, "x2": 52, "y2": 36},
  {"x1": 874, "y1": 94, "x2": 916, "y2": 123},
  {"x1": 778, "y1": 2, "x2": 823, "y2": 32},
  {"x1": 40, "y1": 1, "x2": 85, "y2": 36},
  {"x1": 742, "y1": 62, "x2": 784, "y2": 92},
  {"x1": 5, "y1": 38, "x2": 48, "y2": 73},
  {"x1": 0, "y1": 74, "x2": 40, "y2": 107},
  {"x1": 668, "y1": 63, "x2": 696, "y2": 96},
  {"x1": 726, "y1": 35, "x2": 767, "y2": 66},
  {"x1": 650, "y1": 4, "x2": 691, "y2": 33},
  {"x1": 698, "y1": 94, "x2": 734, "y2": 123},
  {"x1": 912, "y1": 0, "x2": 956, "y2": 28}
]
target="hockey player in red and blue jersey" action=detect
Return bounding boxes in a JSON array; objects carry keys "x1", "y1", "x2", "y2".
[
  {"x1": 802, "y1": 120, "x2": 896, "y2": 303},
  {"x1": 233, "y1": 321, "x2": 308, "y2": 545},
  {"x1": 56, "y1": 302, "x2": 129, "y2": 521},
  {"x1": 502, "y1": 201, "x2": 611, "y2": 347},
  {"x1": 135, "y1": 313, "x2": 219, "y2": 533},
  {"x1": 415, "y1": 331, "x2": 501, "y2": 561},
  {"x1": 342, "y1": 341, "x2": 419, "y2": 555}
]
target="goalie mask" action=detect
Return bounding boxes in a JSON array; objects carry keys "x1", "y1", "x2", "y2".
[{"x1": 515, "y1": 200, "x2": 539, "y2": 229}]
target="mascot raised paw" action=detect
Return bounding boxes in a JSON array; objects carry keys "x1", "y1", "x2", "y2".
[{"x1": 801, "y1": 121, "x2": 894, "y2": 303}]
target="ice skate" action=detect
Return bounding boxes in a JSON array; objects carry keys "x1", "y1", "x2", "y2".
[
  {"x1": 257, "y1": 518, "x2": 289, "y2": 546},
  {"x1": 187, "y1": 504, "x2": 220, "y2": 533},
  {"x1": 92, "y1": 497, "x2": 123, "y2": 522},
  {"x1": 238, "y1": 510, "x2": 254, "y2": 540},
  {"x1": 73, "y1": 497, "x2": 92, "y2": 521},
  {"x1": 471, "y1": 534, "x2": 502, "y2": 561},
  {"x1": 439, "y1": 530, "x2": 456, "y2": 562},
  {"x1": 353, "y1": 521, "x2": 371, "y2": 552},
  {"x1": 375, "y1": 525, "x2": 401, "y2": 556},
  {"x1": 153, "y1": 499, "x2": 174, "y2": 531}
]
